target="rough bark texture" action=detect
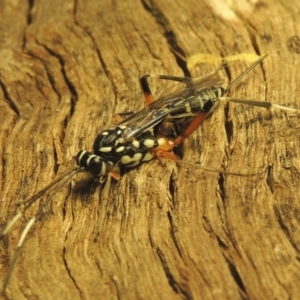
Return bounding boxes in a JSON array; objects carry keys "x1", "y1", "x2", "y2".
[{"x1": 1, "y1": 0, "x2": 300, "y2": 299}]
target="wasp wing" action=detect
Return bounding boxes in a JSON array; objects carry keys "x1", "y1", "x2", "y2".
[{"x1": 119, "y1": 71, "x2": 224, "y2": 140}]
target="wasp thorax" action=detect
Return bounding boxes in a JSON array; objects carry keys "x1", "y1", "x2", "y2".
[{"x1": 93, "y1": 126, "x2": 126, "y2": 155}]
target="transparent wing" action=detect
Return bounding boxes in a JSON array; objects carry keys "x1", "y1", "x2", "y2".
[{"x1": 119, "y1": 71, "x2": 224, "y2": 140}]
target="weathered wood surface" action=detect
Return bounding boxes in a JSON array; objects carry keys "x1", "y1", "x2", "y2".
[{"x1": 1, "y1": 0, "x2": 300, "y2": 299}]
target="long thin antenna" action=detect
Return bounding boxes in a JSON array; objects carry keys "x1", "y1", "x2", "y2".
[
  {"x1": 2, "y1": 168, "x2": 78, "y2": 295},
  {"x1": 0, "y1": 167, "x2": 79, "y2": 240},
  {"x1": 224, "y1": 54, "x2": 268, "y2": 93}
]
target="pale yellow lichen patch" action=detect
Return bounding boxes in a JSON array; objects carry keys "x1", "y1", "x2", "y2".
[
  {"x1": 207, "y1": 0, "x2": 258, "y2": 21},
  {"x1": 187, "y1": 53, "x2": 265, "y2": 70}
]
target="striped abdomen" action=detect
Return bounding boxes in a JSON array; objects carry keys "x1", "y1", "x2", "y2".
[{"x1": 168, "y1": 86, "x2": 224, "y2": 121}]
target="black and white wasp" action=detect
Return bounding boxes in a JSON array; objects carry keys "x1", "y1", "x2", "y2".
[{"x1": 1, "y1": 54, "x2": 298, "y2": 294}]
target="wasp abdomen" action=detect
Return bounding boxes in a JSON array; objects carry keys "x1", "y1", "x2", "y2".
[{"x1": 169, "y1": 86, "x2": 224, "y2": 120}]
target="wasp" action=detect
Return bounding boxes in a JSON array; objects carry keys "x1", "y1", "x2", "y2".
[{"x1": 1, "y1": 54, "x2": 298, "y2": 294}]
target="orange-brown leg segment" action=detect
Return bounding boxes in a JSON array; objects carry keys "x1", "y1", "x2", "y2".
[
  {"x1": 151, "y1": 147, "x2": 179, "y2": 161},
  {"x1": 114, "y1": 113, "x2": 125, "y2": 124},
  {"x1": 109, "y1": 171, "x2": 121, "y2": 180},
  {"x1": 150, "y1": 136, "x2": 178, "y2": 161},
  {"x1": 174, "y1": 111, "x2": 209, "y2": 146},
  {"x1": 151, "y1": 112, "x2": 209, "y2": 160},
  {"x1": 140, "y1": 75, "x2": 155, "y2": 105}
]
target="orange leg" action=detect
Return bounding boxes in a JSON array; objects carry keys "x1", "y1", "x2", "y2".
[
  {"x1": 151, "y1": 147, "x2": 179, "y2": 161},
  {"x1": 113, "y1": 111, "x2": 135, "y2": 124},
  {"x1": 109, "y1": 171, "x2": 121, "y2": 180},
  {"x1": 174, "y1": 111, "x2": 209, "y2": 145},
  {"x1": 151, "y1": 111, "x2": 209, "y2": 160},
  {"x1": 140, "y1": 75, "x2": 155, "y2": 105},
  {"x1": 144, "y1": 93, "x2": 155, "y2": 105},
  {"x1": 114, "y1": 113, "x2": 124, "y2": 124}
]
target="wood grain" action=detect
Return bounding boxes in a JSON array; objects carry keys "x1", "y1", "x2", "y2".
[{"x1": 1, "y1": 0, "x2": 300, "y2": 299}]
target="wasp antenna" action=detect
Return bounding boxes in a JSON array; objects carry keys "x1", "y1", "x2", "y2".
[
  {"x1": 0, "y1": 168, "x2": 78, "y2": 241},
  {"x1": 2, "y1": 218, "x2": 35, "y2": 295},
  {"x1": 220, "y1": 97, "x2": 271, "y2": 108},
  {"x1": 1, "y1": 168, "x2": 78, "y2": 242},
  {"x1": 224, "y1": 54, "x2": 268, "y2": 93},
  {"x1": 0, "y1": 212, "x2": 23, "y2": 239},
  {"x1": 23, "y1": 167, "x2": 79, "y2": 210},
  {"x1": 2, "y1": 167, "x2": 78, "y2": 295},
  {"x1": 220, "y1": 97, "x2": 300, "y2": 112},
  {"x1": 271, "y1": 103, "x2": 300, "y2": 113},
  {"x1": 177, "y1": 160, "x2": 256, "y2": 177}
]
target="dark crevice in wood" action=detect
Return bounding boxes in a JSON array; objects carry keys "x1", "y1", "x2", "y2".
[
  {"x1": 141, "y1": 0, "x2": 190, "y2": 77},
  {"x1": 61, "y1": 184, "x2": 69, "y2": 220},
  {"x1": 73, "y1": 0, "x2": 78, "y2": 18},
  {"x1": 216, "y1": 235, "x2": 228, "y2": 250},
  {"x1": 166, "y1": 211, "x2": 182, "y2": 258},
  {"x1": 52, "y1": 144, "x2": 59, "y2": 176},
  {"x1": 37, "y1": 42, "x2": 78, "y2": 116},
  {"x1": 202, "y1": 215, "x2": 214, "y2": 234},
  {"x1": 222, "y1": 60, "x2": 234, "y2": 145},
  {"x1": 217, "y1": 233, "x2": 247, "y2": 296},
  {"x1": 21, "y1": 0, "x2": 35, "y2": 50},
  {"x1": 25, "y1": 51, "x2": 62, "y2": 100},
  {"x1": 0, "y1": 80, "x2": 20, "y2": 118},
  {"x1": 27, "y1": 0, "x2": 34, "y2": 25},
  {"x1": 1, "y1": 154, "x2": 6, "y2": 195},
  {"x1": 266, "y1": 166, "x2": 274, "y2": 193},
  {"x1": 62, "y1": 183, "x2": 74, "y2": 234},
  {"x1": 222, "y1": 59, "x2": 232, "y2": 87},
  {"x1": 44, "y1": 64, "x2": 62, "y2": 100},
  {"x1": 62, "y1": 246, "x2": 83, "y2": 298},
  {"x1": 247, "y1": 31, "x2": 261, "y2": 56},
  {"x1": 224, "y1": 105, "x2": 233, "y2": 145},
  {"x1": 168, "y1": 172, "x2": 176, "y2": 201},
  {"x1": 156, "y1": 247, "x2": 191, "y2": 299},
  {"x1": 260, "y1": 55, "x2": 268, "y2": 102},
  {"x1": 218, "y1": 173, "x2": 226, "y2": 205},
  {"x1": 223, "y1": 255, "x2": 247, "y2": 298},
  {"x1": 227, "y1": 5, "x2": 262, "y2": 58},
  {"x1": 217, "y1": 239, "x2": 248, "y2": 297}
]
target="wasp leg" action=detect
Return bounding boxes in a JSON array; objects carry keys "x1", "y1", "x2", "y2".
[
  {"x1": 153, "y1": 149, "x2": 179, "y2": 160},
  {"x1": 101, "y1": 173, "x2": 112, "y2": 200},
  {"x1": 151, "y1": 144, "x2": 179, "y2": 161},
  {"x1": 173, "y1": 111, "x2": 209, "y2": 146},
  {"x1": 140, "y1": 74, "x2": 192, "y2": 105},
  {"x1": 110, "y1": 171, "x2": 121, "y2": 180},
  {"x1": 113, "y1": 111, "x2": 135, "y2": 124},
  {"x1": 114, "y1": 114, "x2": 124, "y2": 123},
  {"x1": 150, "y1": 112, "x2": 209, "y2": 159}
]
